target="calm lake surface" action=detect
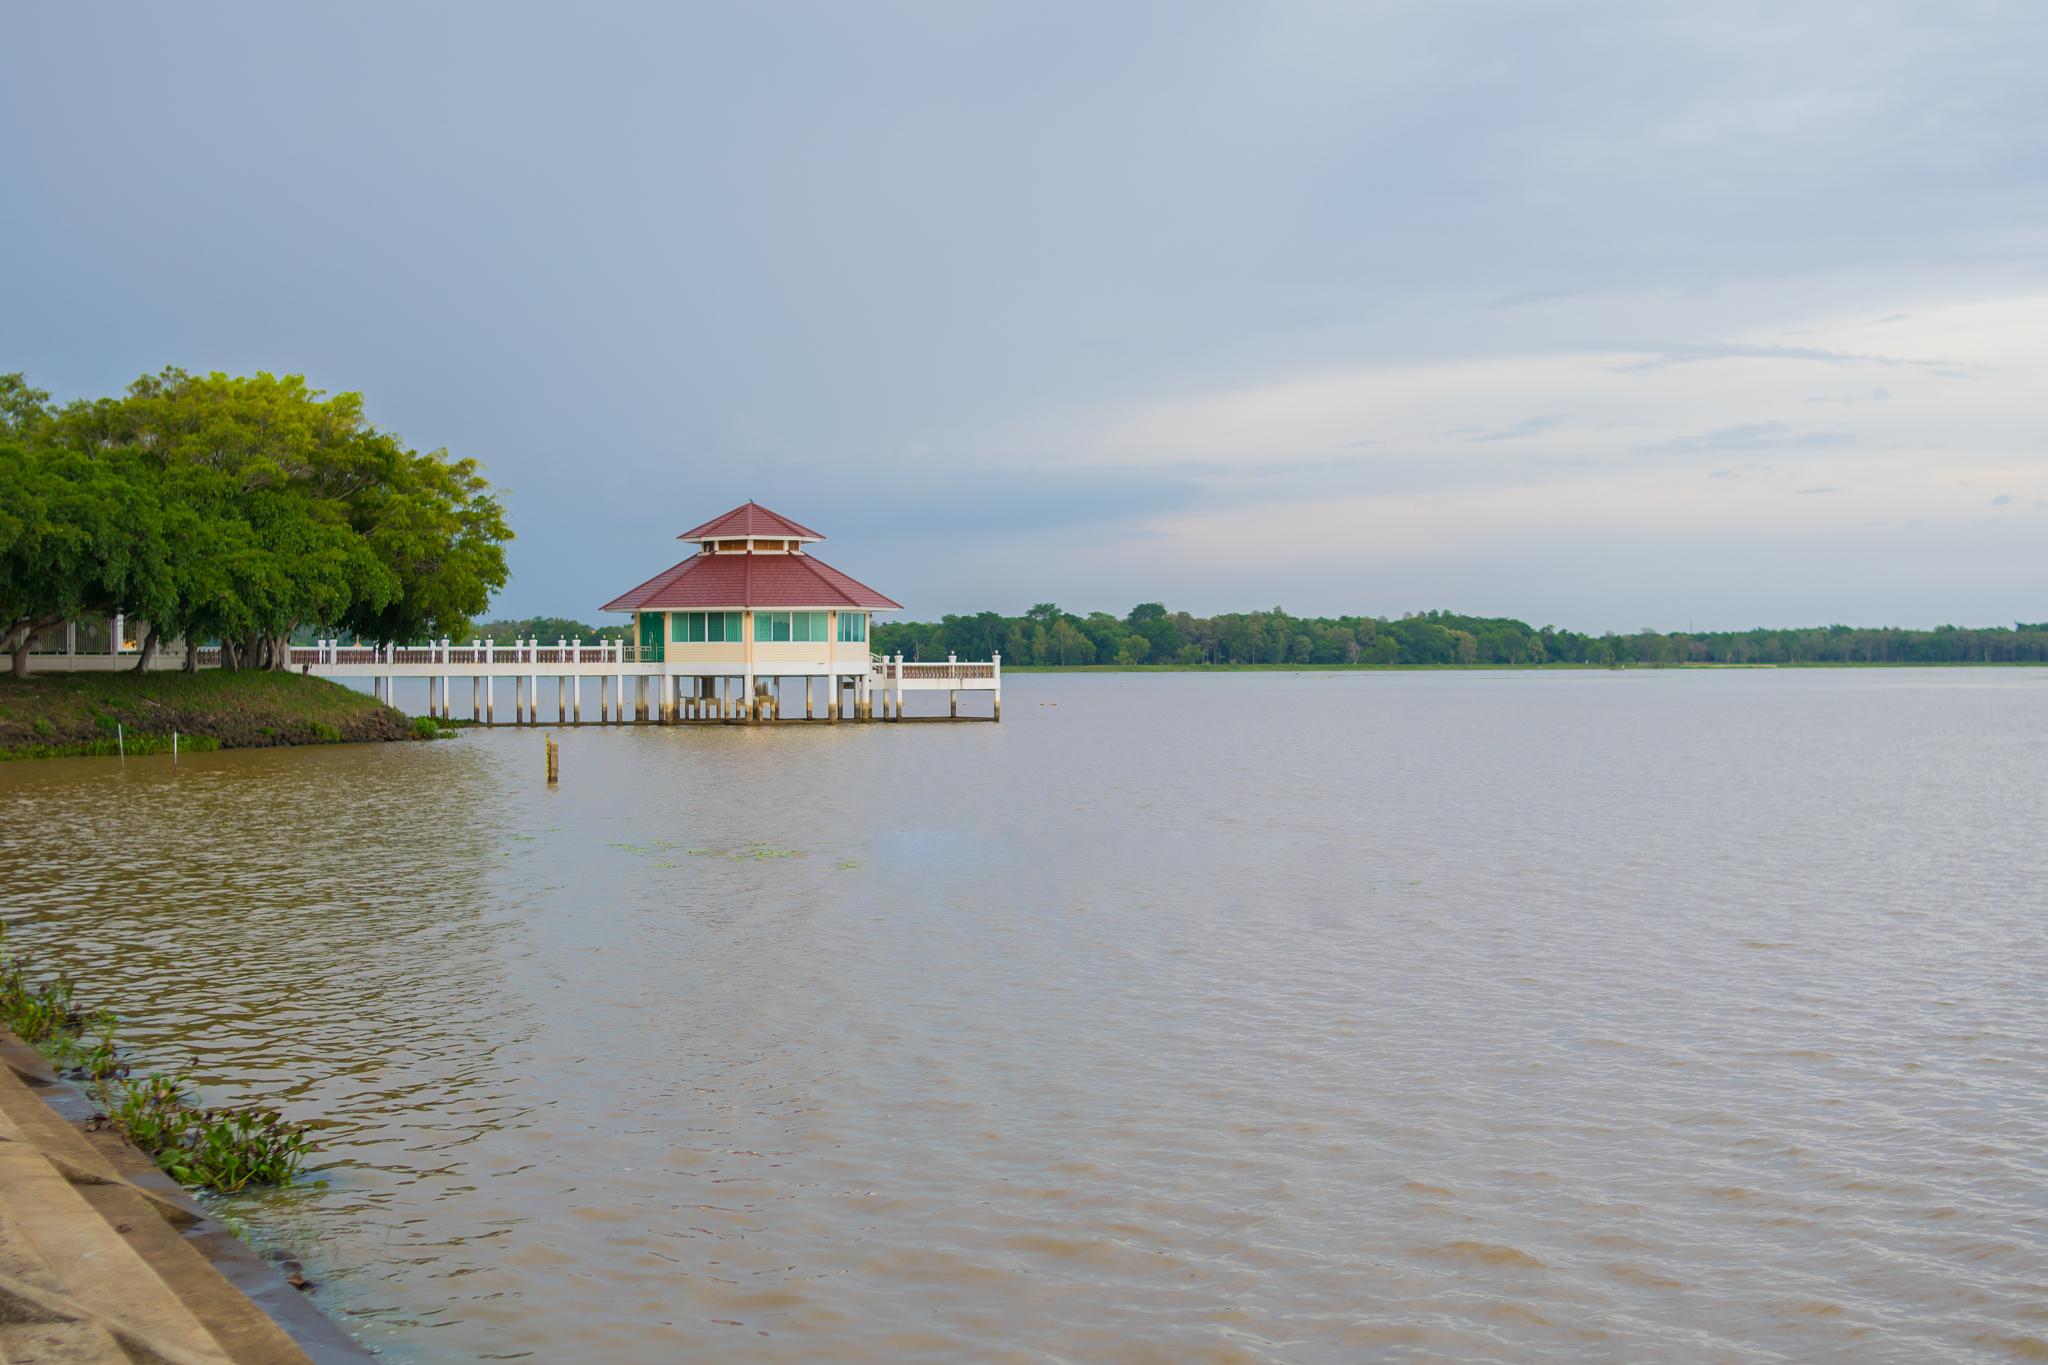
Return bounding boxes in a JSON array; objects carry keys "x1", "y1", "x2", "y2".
[{"x1": 2, "y1": 669, "x2": 2044, "y2": 1362}]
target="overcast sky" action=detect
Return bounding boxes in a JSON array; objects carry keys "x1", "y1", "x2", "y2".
[{"x1": 5, "y1": 3, "x2": 2044, "y2": 630}]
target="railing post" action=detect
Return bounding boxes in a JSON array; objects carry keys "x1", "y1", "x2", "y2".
[
  {"x1": 992, "y1": 651, "x2": 1002, "y2": 722},
  {"x1": 572, "y1": 636, "x2": 581, "y2": 665}
]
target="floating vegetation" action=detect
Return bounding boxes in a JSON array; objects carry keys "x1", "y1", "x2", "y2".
[
  {"x1": 96, "y1": 1073, "x2": 315, "y2": 1194},
  {"x1": 1, "y1": 921, "x2": 318, "y2": 1194},
  {"x1": 689, "y1": 842, "x2": 805, "y2": 861}
]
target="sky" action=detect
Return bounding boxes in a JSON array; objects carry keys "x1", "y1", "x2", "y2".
[{"x1": 4, "y1": 2, "x2": 2044, "y2": 631}]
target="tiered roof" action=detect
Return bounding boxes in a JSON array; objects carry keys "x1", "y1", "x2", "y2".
[
  {"x1": 677, "y1": 502, "x2": 823, "y2": 543},
  {"x1": 602, "y1": 503, "x2": 901, "y2": 613}
]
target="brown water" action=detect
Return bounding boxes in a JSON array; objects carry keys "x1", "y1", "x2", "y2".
[{"x1": 2, "y1": 670, "x2": 2045, "y2": 1362}]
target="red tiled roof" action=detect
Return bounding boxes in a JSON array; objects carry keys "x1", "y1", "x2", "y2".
[
  {"x1": 677, "y1": 502, "x2": 825, "y2": 542},
  {"x1": 601, "y1": 552, "x2": 901, "y2": 612}
]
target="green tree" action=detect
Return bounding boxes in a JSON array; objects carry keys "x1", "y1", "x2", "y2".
[{"x1": 52, "y1": 370, "x2": 510, "y2": 665}]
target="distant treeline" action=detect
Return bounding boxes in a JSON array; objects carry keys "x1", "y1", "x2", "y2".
[
  {"x1": 477, "y1": 606, "x2": 2048, "y2": 667},
  {"x1": 869, "y1": 605, "x2": 2048, "y2": 667}
]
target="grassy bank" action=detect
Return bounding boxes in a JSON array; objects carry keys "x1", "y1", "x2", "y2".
[{"x1": 0, "y1": 670, "x2": 420, "y2": 759}]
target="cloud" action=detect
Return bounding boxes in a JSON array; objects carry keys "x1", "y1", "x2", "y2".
[
  {"x1": 1638, "y1": 421, "x2": 1852, "y2": 456},
  {"x1": 1467, "y1": 416, "x2": 1561, "y2": 443},
  {"x1": 1614, "y1": 342, "x2": 1976, "y2": 376},
  {"x1": 1989, "y1": 493, "x2": 2013, "y2": 506}
]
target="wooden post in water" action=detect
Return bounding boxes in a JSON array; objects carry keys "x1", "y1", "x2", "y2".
[{"x1": 545, "y1": 735, "x2": 559, "y2": 785}]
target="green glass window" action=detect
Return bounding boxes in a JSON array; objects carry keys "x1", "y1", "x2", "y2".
[
  {"x1": 760, "y1": 610, "x2": 792, "y2": 642},
  {"x1": 837, "y1": 611, "x2": 867, "y2": 643},
  {"x1": 668, "y1": 611, "x2": 740, "y2": 643}
]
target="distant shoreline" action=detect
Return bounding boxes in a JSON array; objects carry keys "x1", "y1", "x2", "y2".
[{"x1": 1004, "y1": 660, "x2": 2048, "y2": 673}]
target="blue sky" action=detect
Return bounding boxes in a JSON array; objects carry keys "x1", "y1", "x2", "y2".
[{"x1": 5, "y1": 3, "x2": 2044, "y2": 630}]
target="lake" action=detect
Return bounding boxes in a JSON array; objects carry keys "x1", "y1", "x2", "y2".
[{"x1": 1, "y1": 669, "x2": 2044, "y2": 1362}]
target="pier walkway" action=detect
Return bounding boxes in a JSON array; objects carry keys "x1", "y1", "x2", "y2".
[{"x1": 249, "y1": 640, "x2": 1001, "y2": 725}]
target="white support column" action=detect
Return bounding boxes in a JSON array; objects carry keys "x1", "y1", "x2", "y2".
[
  {"x1": 992, "y1": 651, "x2": 1002, "y2": 722},
  {"x1": 111, "y1": 613, "x2": 122, "y2": 657},
  {"x1": 949, "y1": 653, "x2": 958, "y2": 718}
]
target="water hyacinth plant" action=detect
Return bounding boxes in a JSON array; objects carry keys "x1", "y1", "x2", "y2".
[
  {"x1": 102, "y1": 1072, "x2": 314, "y2": 1193},
  {"x1": 2, "y1": 922, "x2": 318, "y2": 1193}
]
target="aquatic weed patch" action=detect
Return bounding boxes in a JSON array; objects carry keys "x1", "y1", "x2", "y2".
[
  {"x1": 98, "y1": 1073, "x2": 314, "y2": 1193},
  {"x1": 688, "y1": 842, "x2": 806, "y2": 861},
  {"x1": 1, "y1": 922, "x2": 319, "y2": 1193}
]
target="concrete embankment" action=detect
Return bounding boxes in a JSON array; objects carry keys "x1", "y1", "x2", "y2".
[{"x1": 0, "y1": 1031, "x2": 366, "y2": 1364}]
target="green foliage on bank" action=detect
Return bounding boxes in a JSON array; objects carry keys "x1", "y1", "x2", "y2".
[
  {"x1": 0, "y1": 369, "x2": 512, "y2": 675},
  {"x1": 0, "y1": 669, "x2": 413, "y2": 758},
  {"x1": 873, "y1": 604, "x2": 2048, "y2": 667}
]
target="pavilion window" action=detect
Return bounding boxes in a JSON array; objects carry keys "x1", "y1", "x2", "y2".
[
  {"x1": 670, "y1": 611, "x2": 742, "y2": 643},
  {"x1": 837, "y1": 612, "x2": 866, "y2": 643},
  {"x1": 790, "y1": 610, "x2": 826, "y2": 642},
  {"x1": 760, "y1": 611, "x2": 793, "y2": 642}
]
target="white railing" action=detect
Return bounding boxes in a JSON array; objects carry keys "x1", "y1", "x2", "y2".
[
  {"x1": 872, "y1": 653, "x2": 1002, "y2": 683},
  {"x1": 283, "y1": 636, "x2": 644, "y2": 667}
]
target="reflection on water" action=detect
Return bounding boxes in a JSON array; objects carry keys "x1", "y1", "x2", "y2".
[{"x1": 2, "y1": 670, "x2": 2045, "y2": 1362}]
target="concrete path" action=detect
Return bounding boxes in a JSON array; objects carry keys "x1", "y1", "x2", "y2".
[{"x1": 0, "y1": 1033, "x2": 356, "y2": 1364}]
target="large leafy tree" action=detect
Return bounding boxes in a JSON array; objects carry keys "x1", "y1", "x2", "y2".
[
  {"x1": 50, "y1": 369, "x2": 511, "y2": 666},
  {"x1": 0, "y1": 444, "x2": 165, "y2": 675}
]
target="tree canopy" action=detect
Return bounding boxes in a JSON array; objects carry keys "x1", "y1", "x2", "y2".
[
  {"x1": 0, "y1": 369, "x2": 511, "y2": 674},
  {"x1": 871, "y1": 604, "x2": 2048, "y2": 668}
]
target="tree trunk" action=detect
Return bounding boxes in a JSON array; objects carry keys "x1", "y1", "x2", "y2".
[
  {"x1": 133, "y1": 626, "x2": 161, "y2": 673},
  {"x1": 183, "y1": 637, "x2": 199, "y2": 673},
  {"x1": 6, "y1": 614, "x2": 64, "y2": 678}
]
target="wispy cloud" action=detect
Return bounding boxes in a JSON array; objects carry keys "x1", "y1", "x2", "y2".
[
  {"x1": 1467, "y1": 415, "x2": 1561, "y2": 443},
  {"x1": 1614, "y1": 342, "x2": 1985, "y2": 377},
  {"x1": 1638, "y1": 421, "x2": 1853, "y2": 456}
]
